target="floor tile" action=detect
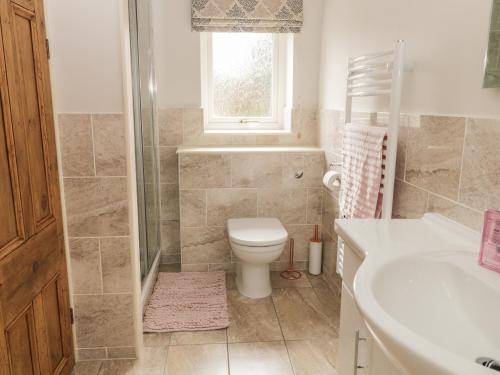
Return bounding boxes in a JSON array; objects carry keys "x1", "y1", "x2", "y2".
[
  {"x1": 97, "y1": 360, "x2": 137, "y2": 375},
  {"x1": 272, "y1": 288, "x2": 337, "y2": 340},
  {"x1": 143, "y1": 332, "x2": 172, "y2": 347},
  {"x1": 227, "y1": 289, "x2": 283, "y2": 343},
  {"x1": 139, "y1": 347, "x2": 168, "y2": 375},
  {"x1": 170, "y1": 329, "x2": 227, "y2": 345},
  {"x1": 73, "y1": 361, "x2": 102, "y2": 375},
  {"x1": 306, "y1": 273, "x2": 329, "y2": 288},
  {"x1": 165, "y1": 344, "x2": 228, "y2": 375},
  {"x1": 228, "y1": 341, "x2": 294, "y2": 375},
  {"x1": 270, "y1": 271, "x2": 312, "y2": 288},
  {"x1": 312, "y1": 286, "x2": 341, "y2": 330},
  {"x1": 286, "y1": 339, "x2": 338, "y2": 375}
]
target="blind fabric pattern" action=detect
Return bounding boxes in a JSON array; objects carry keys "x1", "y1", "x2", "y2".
[{"x1": 192, "y1": 0, "x2": 303, "y2": 33}]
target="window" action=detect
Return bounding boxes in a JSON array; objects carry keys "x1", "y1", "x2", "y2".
[{"x1": 201, "y1": 32, "x2": 292, "y2": 131}]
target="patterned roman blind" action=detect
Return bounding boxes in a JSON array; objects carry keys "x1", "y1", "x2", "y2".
[{"x1": 192, "y1": 0, "x2": 304, "y2": 33}]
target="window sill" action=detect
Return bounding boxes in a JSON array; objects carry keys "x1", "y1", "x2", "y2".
[
  {"x1": 204, "y1": 129, "x2": 291, "y2": 135},
  {"x1": 176, "y1": 146, "x2": 323, "y2": 154}
]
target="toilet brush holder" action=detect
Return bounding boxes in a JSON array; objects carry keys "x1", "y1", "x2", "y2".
[
  {"x1": 280, "y1": 238, "x2": 302, "y2": 280},
  {"x1": 309, "y1": 225, "x2": 323, "y2": 275}
]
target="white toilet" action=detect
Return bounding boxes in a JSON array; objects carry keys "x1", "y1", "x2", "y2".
[{"x1": 227, "y1": 218, "x2": 288, "y2": 298}]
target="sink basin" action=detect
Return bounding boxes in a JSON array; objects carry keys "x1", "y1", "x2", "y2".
[
  {"x1": 336, "y1": 214, "x2": 500, "y2": 375},
  {"x1": 369, "y1": 252, "x2": 500, "y2": 374}
]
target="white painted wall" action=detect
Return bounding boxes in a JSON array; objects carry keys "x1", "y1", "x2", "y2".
[
  {"x1": 319, "y1": 0, "x2": 500, "y2": 117},
  {"x1": 152, "y1": 0, "x2": 324, "y2": 109},
  {"x1": 45, "y1": 0, "x2": 124, "y2": 113}
]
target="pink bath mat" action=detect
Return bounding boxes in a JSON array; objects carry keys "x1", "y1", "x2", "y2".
[{"x1": 143, "y1": 271, "x2": 229, "y2": 332}]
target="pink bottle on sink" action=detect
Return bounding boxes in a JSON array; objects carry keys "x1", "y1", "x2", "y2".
[{"x1": 479, "y1": 208, "x2": 500, "y2": 273}]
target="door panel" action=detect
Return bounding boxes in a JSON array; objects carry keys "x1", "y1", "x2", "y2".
[
  {"x1": 0, "y1": 0, "x2": 74, "y2": 373},
  {"x1": 39, "y1": 277, "x2": 66, "y2": 372},
  {"x1": 5, "y1": 306, "x2": 39, "y2": 375},
  {"x1": 11, "y1": 4, "x2": 52, "y2": 230},
  {"x1": 0, "y1": 22, "x2": 23, "y2": 256},
  {"x1": 0, "y1": 94, "x2": 19, "y2": 249},
  {"x1": 0, "y1": 224, "x2": 59, "y2": 325}
]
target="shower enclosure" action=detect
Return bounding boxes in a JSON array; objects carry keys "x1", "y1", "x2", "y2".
[{"x1": 129, "y1": 0, "x2": 161, "y2": 282}]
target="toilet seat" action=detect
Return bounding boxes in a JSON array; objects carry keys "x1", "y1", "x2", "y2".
[{"x1": 227, "y1": 218, "x2": 288, "y2": 247}]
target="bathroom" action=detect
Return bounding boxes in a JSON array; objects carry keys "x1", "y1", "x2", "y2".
[{"x1": 0, "y1": 0, "x2": 499, "y2": 374}]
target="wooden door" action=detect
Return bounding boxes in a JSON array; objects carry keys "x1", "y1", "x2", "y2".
[{"x1": 0, "y1": 0, "x2": 74, "y2": 374}]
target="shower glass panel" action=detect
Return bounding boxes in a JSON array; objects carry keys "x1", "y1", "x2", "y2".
[{"x1": 129, "y1": 0, "x2": 161, "y2": 281}]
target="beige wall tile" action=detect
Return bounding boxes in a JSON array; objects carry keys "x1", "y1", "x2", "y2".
[
  {"x1": 255, "y1": 134, "x2": 280, "y2": 145},
  {"x1": 160, "y1": 183, "x2": 180, "y2": 220},
  {"x1": 92, "y1": 114, "x2": 127, "y2": 177},
  {"x1": 282, "y1": 153, "x2": 324, "y2": 188},
  {"x1": 231, "y1": 153, "x2": 282, "y2": 188},
  {"x1": 106, "y1": 346, "x2": 136, "y2": 359},
  {"x1": 160, "y1": 220, "x2": 180, "y2": 255},
  {"x1": 395, "y1": 115, "x2": 411, "y2": 180},
  {"x1": 74, "y1": 294, "x2": 135, "y2": 348},
  {"x1": 58, "y1": 114, "x2": 94, "y2": 177},
  {"x1": 180, "y1": 190, "x2": 206, "y2": 227},
  {"x1": 69, "y1": 238, "x2": 102, "y2": 294},
  {"x1": 258, "y1": 188, "x2": 307, "y2": 224},
  {"x1": 182, "y1": 108, "x2": 204, "y2": 145},
  {"x1": 206, "y1": 188, "x2": 258, "y2": 226},
  {"x1": 181, "y1": 263, "x2": 209, "y2": 272},
  {"x1": 427, "y1": 194, "x2": 483, "y2": 231},
  {"x1": 209, "y1": 262, "x2": 236, "y2": 272},
  {"x1": 181, "y1": 227, "x2": 230, "y2": 264},
  {"x1": 100, "y1": 237, "x2": 132, "y2": 293},
  {"x1": 460, "y1": 118, "x2": 500, "y2": 211},
  {"x1": 405, "y1": 115, "x2": 465, "y2": 199},
  {"x1": 159, "y1": 108, "x2": 183, "y2": 146},
  {"x1": 270, "y1": 260, "x2": 308, "y2": 271},
  {"x1": 64, "y1": 177, "x2": 129, "y2": 237},
  {"x1": 179, "y1": 153, "x2": 231, "y2": 188},
  {"x1": 392, "y1": 180, "x2": 428, "y2": 219},
  {"x1": 307, "y1": 188, "x2": 323, "y2": 224},
  {"x1": 321, "y1": 235, "x2": 338, "y2": 282},
  {"x1": 231, "y1": 134, "x2": 257, "y2": 145},
  {"x1": 160, "y1": 146, "x2": 179, "y2": 184},
  {"x1": 77, "y1": 348, "x2": 106, "y2": 361},
  {"x1": 282, "y1": 225, "x2": 315, "y2": 262}
]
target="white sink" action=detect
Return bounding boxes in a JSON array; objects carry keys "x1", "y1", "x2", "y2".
[{"x1": 336, "y1": 214, "x2": 500, "y2": 375}]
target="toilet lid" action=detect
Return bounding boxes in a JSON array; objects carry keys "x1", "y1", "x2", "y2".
[{"x1": 227, "y1": 218, "x2": 288, "y2": 247}]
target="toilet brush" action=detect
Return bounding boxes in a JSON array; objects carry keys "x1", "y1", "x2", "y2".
[{"x1": 280, "y1": 238, "x2": 302, "y2": 280}]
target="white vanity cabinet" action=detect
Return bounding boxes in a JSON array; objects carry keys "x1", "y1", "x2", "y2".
[{"x1": 337, "y1": 241, "x2": 401, "y2": 375}]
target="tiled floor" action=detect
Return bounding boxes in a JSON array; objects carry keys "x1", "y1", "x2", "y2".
[{"x1": 73, "y1": 271, "x2": 341, "y2": 375}]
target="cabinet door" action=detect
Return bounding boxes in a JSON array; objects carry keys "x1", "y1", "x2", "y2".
[
  {"x1": 337, "y1": 284, "x2": 372, "y2": 375},
  {"x1": 0, "y1": 0, "x2": 74, "y2": 374}
]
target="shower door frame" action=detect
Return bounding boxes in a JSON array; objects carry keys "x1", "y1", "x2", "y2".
[{"x1": 128, "y1": 0, "x2": 161, "y2": 282}]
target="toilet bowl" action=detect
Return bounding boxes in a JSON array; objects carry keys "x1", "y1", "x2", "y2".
[{"x1": 227, "y1": 218, "x2": 288, "y2": 298}]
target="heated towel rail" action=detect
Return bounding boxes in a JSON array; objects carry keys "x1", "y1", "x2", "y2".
[{"x1": 337, "y1": 40, "x2": 406, "y2": 277}]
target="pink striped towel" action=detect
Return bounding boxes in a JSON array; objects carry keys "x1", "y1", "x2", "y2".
[{"x1": 340, "y1": 124, "x2": 387, "y2": 219}]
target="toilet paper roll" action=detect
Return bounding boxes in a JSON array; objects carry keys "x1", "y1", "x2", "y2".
[{"x1": 322, "y1": 170, "x2": 341, "y2": 191}]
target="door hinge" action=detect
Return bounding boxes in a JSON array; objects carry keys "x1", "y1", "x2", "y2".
[
  {"x1": 69, "y1": 307, "x2": 74, "y2": 324},
  {"x1": 45, "y1": 38, "x2": 50, "y2": 59}
]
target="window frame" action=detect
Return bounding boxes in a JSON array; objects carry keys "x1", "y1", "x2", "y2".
[{"x1": 201, "y1": 32, "x2": 291, "y2": 132}]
